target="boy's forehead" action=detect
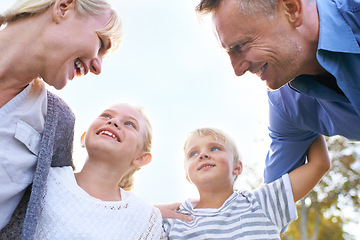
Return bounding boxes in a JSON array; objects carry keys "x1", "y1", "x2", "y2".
[{"x1": 186, "y1": 134, "x2": 225, "y2": 149}]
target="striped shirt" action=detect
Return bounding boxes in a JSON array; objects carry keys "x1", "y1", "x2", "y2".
[{"x1": 163, "y1": 174, "x2": 297, "y2": 240}]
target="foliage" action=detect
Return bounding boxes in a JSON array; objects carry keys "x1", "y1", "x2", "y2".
[{"x1": 281, "y1": 136, "x2": 360, "y2": 240}]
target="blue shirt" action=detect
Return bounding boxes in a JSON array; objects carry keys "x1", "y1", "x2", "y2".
[{"x1": 264, "y1": 0, "x2": 360, "y2": 183}]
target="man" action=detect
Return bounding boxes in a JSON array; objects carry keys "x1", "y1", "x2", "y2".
[{"x1": 196, "y1": 0, "x2": 360, "y2": 183}]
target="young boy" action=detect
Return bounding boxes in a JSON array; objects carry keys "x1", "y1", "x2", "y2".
[{"x1": 163, "y1": 128, "x2": 330, "y2": 239}]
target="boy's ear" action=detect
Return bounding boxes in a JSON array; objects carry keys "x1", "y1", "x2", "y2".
[
  {"x1": 80, "y1": 131, "x2": 86, "y2": 148},
  {"x1": 52, "y1": 0, "x2": 75, "y2": 23},
  {"x1": 132, "y1": 152, "x2": 152, "y2": 167},
  {"x1": 185, "y1": 172, "x2": 193, "y2": 184},
  {"x1": 233, "y1": 161, "x2": 243, "y2": 176}
]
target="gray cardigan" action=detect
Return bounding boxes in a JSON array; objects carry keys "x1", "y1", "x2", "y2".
[{"x1": 0, "y1": 91, "x2": 75, "y2": 240}]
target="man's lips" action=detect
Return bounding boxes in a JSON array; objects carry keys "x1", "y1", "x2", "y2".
[
  {"x1": 197, "y1": 163, "x2": 216, "y2": 171},
  {"x1": 254, "y1": 62, "x2": 268, "y2": 79},
  {"x1": 96, "y1": 127, "x2": 121, "y2": 142}
]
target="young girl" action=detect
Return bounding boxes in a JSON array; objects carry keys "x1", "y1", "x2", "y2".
[{"x1": 34, "y1": 103, "x2": 163, "y2": 239}]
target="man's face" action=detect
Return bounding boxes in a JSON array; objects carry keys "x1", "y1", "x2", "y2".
[{"x1": 213, "y1": 0, "x2": 304, "y2": 90}]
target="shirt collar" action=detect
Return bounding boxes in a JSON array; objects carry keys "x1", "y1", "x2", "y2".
[{"x1": 316, "y1": 0, "x2": 360, "y2": 54}]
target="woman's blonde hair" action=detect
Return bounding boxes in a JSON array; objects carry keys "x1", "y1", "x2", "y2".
[
  {"x1": 118, "y1": 106, "x2": 153, "y2": 191},
  {"x1": 0, "y1": 0, "x2": 122, "y2": 51}
]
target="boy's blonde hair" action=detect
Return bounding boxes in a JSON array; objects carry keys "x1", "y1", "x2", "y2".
[
  {"x1": 118, "y1": 106, "x2": 152, "y2": 191},
  {"x1": 0, "y1": 0, "x2": 122, "y2": 51},
  {"x1": 184, "y1": 127, "x2": 242, "y2": 181}
]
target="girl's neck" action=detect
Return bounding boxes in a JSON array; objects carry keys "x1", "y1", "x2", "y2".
[{"x1": 75, "y1": 160, "x2": 125, "y2": 201}]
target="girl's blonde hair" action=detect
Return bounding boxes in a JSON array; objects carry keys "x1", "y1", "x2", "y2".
[
  {"x1": 118, "y1": 106, "x2": 153, "y2": 191},
  {"x1": 0, "y1": 0, "x2": 122, "y2": 51}
]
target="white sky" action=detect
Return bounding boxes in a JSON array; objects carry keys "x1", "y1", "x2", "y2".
[{"x1": 2, "y1": 0, "x2": 358, "y2": 238}]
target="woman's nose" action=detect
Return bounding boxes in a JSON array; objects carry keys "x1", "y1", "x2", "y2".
[{"x1": 90, "y1": 57, "x2": 102, "y2": 75}]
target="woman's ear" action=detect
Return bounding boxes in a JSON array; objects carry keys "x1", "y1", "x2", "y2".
[
  {"x1": 80, "y1": 131, "x2": 86, "y2": 148},
  {"x1": 132, "y1": 152, "x2": 152, "y2": 167},
  {"x1": 52, "y1": 0, "x2": 75, "y2": 23}
]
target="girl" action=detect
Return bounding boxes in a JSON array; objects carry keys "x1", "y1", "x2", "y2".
[{"x1": 34, "y1": 103, "x2": 163, "y2": 239}]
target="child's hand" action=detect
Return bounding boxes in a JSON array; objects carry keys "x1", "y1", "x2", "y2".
[{"x1": 155, "y1": 203, "x2": 193, "y2": 222}]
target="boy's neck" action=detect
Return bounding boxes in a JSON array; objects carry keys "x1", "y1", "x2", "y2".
[{"x1": 195, "y1": 187, "x2": 234, "y2": 209}]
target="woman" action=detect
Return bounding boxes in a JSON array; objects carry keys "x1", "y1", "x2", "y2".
[{"x1": 0, "y1": 0, "x2": 121, "y2": 239}]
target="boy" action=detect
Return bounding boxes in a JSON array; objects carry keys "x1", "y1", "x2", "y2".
[{"x1": 163, "y1": 128, "x2": 330, "y2": 239}]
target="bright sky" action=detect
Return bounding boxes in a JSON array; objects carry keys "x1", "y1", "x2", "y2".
[{"x1": 2, "y1": 0, "x2": 358, "y2": 238}]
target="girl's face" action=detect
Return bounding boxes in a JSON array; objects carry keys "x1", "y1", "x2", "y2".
[
  {"x1": 85, "y1": 104, "x2": 147, "y2": 167},
  {"x1": 41, "y1": 1, "x2": 113, "y2": 89}
]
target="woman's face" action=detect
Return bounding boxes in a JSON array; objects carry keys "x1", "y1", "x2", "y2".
[{"x1": 41, "y1": 1, "x2": 112, "y2": 89}]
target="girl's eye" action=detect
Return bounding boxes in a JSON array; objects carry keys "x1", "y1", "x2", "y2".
[
  {"x1": 124, "y1": 121, "x2": 136, "y2": 129},
  {"x1": 101, "y1": 113, "x2": 111, "y2": 119}
]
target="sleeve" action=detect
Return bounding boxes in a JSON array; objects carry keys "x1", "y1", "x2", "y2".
[
  {"x1": 264, "y1": 88, "x2": 318, "y2": 183},
  {"x1": 253, "y1": 174, "x2": 297, "y2": 230}
]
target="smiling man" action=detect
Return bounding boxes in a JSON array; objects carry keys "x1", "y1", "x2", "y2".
[{"x1": 196, "y1": 0, "x2": 360, "y2": 183}]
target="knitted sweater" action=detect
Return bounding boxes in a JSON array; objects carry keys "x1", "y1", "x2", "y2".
[
  {"x1": 0, "y1": 91, "x2": 75, "y2": 240},
  {"x1": 34, "y1": 167, "x2": 163, "y2": 240}
]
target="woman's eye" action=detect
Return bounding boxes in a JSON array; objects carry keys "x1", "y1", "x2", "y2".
[{"x1": 99, "y1": 37, "x2": 104, "y2": 49}]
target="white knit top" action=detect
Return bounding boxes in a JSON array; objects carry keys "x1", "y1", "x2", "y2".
[{"x1": 34, "y1": 166, "x2": 163, "y2": 240}]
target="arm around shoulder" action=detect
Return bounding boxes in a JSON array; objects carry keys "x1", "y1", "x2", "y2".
[{"x1": 288, "y1": 135, "x2": 330, "y2": 202}]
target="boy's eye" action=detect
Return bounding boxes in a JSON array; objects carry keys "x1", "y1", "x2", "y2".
[
  {"x1": 211, "y1": 146, "x2": 221, "y2": 151},
  {"x1": 189, "y1": 152, "x2": 198, "y2": 158}
]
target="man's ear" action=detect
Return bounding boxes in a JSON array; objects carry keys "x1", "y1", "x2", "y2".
[
  {"x1": 132, "y1": 152, "x2": 152, "y2": 167},
  {"x1": 52, "y1": 0, "x2": 75, "y2": 23},
  {"x1": 279, "y1": 0, "x2": 303, "y2": 27},
  {"x1": 233, "y1": 161, "x2": 243, "y2": 176}
]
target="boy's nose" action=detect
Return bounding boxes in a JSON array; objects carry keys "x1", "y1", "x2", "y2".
[{"x1": 199, "y1": 152, "x2": 210, "y2": 160}]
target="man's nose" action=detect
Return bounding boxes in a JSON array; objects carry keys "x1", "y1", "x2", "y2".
[{"x1": 229, "y1": 53, "x2": 250, "y2": 77}]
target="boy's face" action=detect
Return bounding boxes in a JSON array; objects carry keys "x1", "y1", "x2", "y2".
[
  {"x1": 184, "y1": 134, "x2": 240, "y2": 188},
  {"x1": 85, "y1": 104, "x2": 146, "y2": 164}
]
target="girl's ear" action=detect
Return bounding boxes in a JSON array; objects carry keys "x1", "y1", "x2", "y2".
[
  {"x1": 132, "y1": 152, "x2": 152, "y2": 167},
  {"x1": 80, "y1": 131, "x2": 86, "y2": 148},
  {"x1": 52, "y1": 0, "x2": 75, "y2": 23}
]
